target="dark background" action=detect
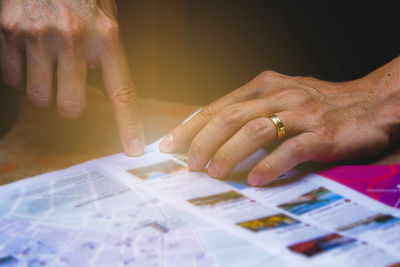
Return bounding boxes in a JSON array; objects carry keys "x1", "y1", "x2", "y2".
[
  {"x1": 1, "y1": 0, "x2": 399, "y2": 136},
  {"x1": 118, "y1": 0, "x2": 399, "y2": 104}
]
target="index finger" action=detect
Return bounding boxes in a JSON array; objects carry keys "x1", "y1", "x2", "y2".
[
  {"x1": 159, "y1": 71, "x2": 294, "y2": 153},
  {"x1": 100, "y1": 33, "x2": 144, "y2": 156}
]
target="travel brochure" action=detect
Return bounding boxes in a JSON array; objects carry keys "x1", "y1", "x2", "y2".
[{"x1": 0, "y1": 141, "x2": 399, "y2": 266}]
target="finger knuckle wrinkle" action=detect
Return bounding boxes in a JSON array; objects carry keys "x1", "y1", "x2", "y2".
[
  {"x1": 190, "y1": 140, "x2": 203, "y2": 155},
  {"x1": 219, "y1": 106, "x2": 241, "y2": 128},
  {"x1": 201, "y1": 104, "x2": 216, "y2": 120},
  {"x1": 28, "y1": 91, "x2": 50, "y2": 106},
  {"x1": 112, "y1": 82, "x2": 137, "y2": 105},
  {"x1": 217, "y1": 149, "x2": 231, "y2": 165},
  {"x1": 173, "y1": 123, "x2": 189, "y2": 139},
  {"x1": 120, "y1": 119, "x2": 141, "y2": 132},
  {"x1": 60, "y1": 99, "x2": 82, "y2": 116},
  {"x1": 246, "y1": 119, "x2": 269, "y2": 140}
]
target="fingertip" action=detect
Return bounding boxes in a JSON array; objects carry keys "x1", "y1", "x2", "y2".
[
  {"x1": 126, "y1": 138, "x2": 144, "y2": 156},
  {"x1": 248, "y1": 173, "x2": 263, "y2": 186},
  {"x1": 187, "y1": 154, "x2": 199, "y2": 171},
  {"x1": 208, "y1": 161, "x2": 223, "y2": 178},
  {"x1": 159, "y1": 133, "x2": 174, "y2": 153},
  {"x1": 117, "y1": 117, "x2": 144, "y2": 156}
]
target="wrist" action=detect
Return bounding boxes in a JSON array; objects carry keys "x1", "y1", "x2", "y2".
[{"x1": 364, "y1": 56, "x2": 400, "y2": 141}]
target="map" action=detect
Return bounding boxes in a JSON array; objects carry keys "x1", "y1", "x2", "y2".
[
  {"x1": 1, "y1": 142, "x2": 400, "y2": 266},
  {"x1": 0, "y1": 162, "x2": 284, "y2": 267}
]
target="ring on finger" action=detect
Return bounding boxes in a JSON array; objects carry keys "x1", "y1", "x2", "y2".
[{"x1": 267, "y1": 114, "x2": 286, "y2": 140}]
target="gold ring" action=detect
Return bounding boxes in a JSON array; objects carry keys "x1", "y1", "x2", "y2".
[{"x1": 267, "y1": 114, "x2": 286, "y2": 140}]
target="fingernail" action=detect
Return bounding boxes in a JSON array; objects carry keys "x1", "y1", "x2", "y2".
[
  {"x1": 249, "y1": 173, "x2": 262, "y2": 186},
  {"x1": 159, "y1": 134, "x2": 174, "y2": 152},
  {"x1": 128, "y1": 138, "x2": 144, "y2": 156},
  {"x1": 208, "y1": 162, "x2": 222, "y2": 178},
  {"x1": 188, "y1": 155, "x2": 198, "y2": 170}
]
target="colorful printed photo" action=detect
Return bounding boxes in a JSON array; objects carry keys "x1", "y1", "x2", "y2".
[
  {"x1": 127, "y1": 160, "x2": 186, "y2": 180},
  {"x1": 336, "y1": 214, "x2": 400, "y2": 234},
  {"x1": 288, "y1": 233, "x2": 356, "y2": 257},
  {"x1": 187, "y1": 190, "x2": 246, "y2": 208},
  {"x1": 237, "y1": 213, "x2": 299, "y2": 232},
  {"x1": 278, "y1": 187, "x2": 343, "y2": 216}
]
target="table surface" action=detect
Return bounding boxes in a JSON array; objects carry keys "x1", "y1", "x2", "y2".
[
  {"x1": 0, "y1": 88, "x2": 198, "y2": 185},
  {"x1": 1, "y1": 88, "x2": 400, "y2": 186}
]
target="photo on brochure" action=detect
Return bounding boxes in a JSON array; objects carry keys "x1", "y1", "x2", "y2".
[
  {"x1": 336, "y1": 214, "x2": 400, "y2": 234},
  {"x1": 187, "y1": 190, "x2": 246, "y2": 208},
  {"x1": 288, "y1": 233, "x2": 357, "y2": 258},
  {"x1": 237, "y1": 213, "x2": 300, "y2": 232},
  {"x1": 278, "y1": 187, "x2": 344, "y2": 216},
  {"x1": 127, "y1": 160, "x2": 186, "y2": 180}
]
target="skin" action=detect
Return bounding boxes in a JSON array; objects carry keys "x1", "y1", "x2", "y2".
[
  {"x1": 160, "y1": 56, "x2": 400, "y2": 186},
  {"x1": 0, "y1": 0, "x2": 144, "y2": 156}
]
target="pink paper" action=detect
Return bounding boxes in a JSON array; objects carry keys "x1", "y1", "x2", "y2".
[{"x1": 319, "y1": 165, "x2": 400, "y2": 209}]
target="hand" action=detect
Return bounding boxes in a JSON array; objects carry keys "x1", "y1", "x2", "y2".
[
  {"x1": 0, "y1": 0, "x2": 144, "y2": 156},
  {"x1": 160, "y1": 57, "x2": 400, "y2": 186}
]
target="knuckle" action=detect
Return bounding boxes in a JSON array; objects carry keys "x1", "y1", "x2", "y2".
[
  {"x1": 172, "y1": 123, "x2": 189, "y2": 140},
  {"x1": 218, "y1": 105, "x2": 242, "y2": 128},
  {"x1": 98, "y1": 17, "x2": 120, "y2": 43},
  {"x1": 63, "y1": 26, "x2": 83, "y2": 43},
  {"x1": 245, "y1": 118, "x2": 271, "y2": 140},
  {"x1": 215, "y1": 148, "x2": 232, "y2": 165},
  {"x1": 189, "y1": 139, "x2": 204, "y2": 155},
  {"x1": 282, "y1": 87, "x2": 303, "y2": 97},
  {"x1": 111, "y1": 81, "x2": 137, "y2": 106},
  {"x1": 58, "y1": 22, "x2": 85, "y2": 45},
  {"x1": 0, "y1": 16, "x2": 20, "y2": 39},
  {"x1": 119, "y1": 118, "x2": 142, "y2": 133},
  {"x1": 200, "y1": 104, "x2": 217, "y2": 121},
  {"x1": 257, "y1": 70, "x2": 280, "y2": 83},
  {"x1": 270, "y1": 88, "x2": 300, "y2": 103}
]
